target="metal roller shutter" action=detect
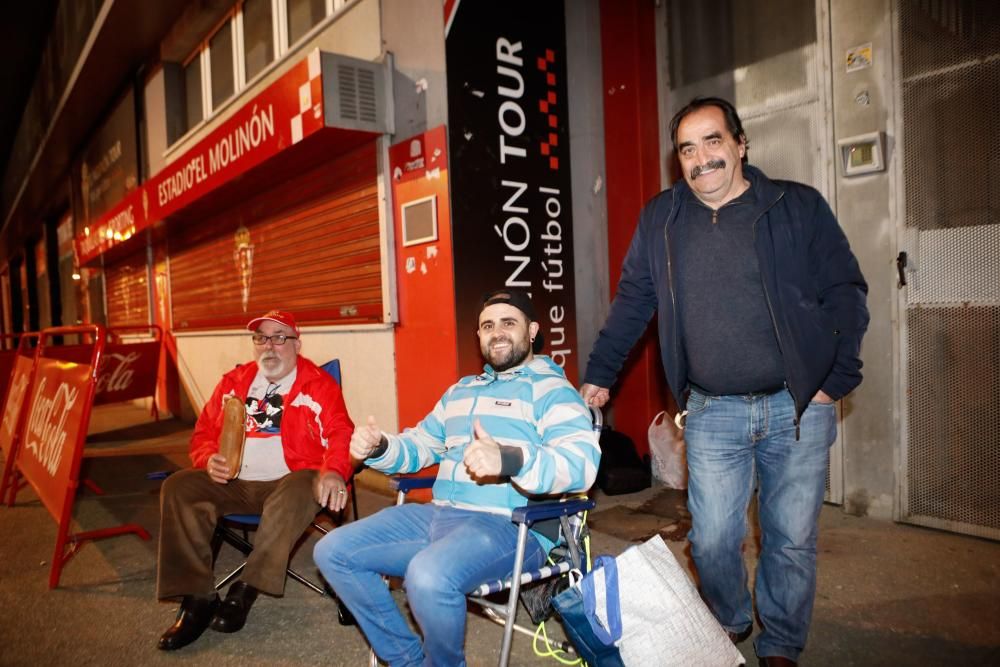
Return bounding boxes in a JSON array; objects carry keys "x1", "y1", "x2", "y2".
[
  {"x1": 105, "y1": 254, "x2": 151, "y2": 328},
  {"x1": 169, "y1": 142, "x2": 381, "y2": 329}
]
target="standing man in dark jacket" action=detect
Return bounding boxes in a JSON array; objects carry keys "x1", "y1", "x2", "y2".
[{"x1": 582, "y1": 97, "x2": 868, "y2": 667}]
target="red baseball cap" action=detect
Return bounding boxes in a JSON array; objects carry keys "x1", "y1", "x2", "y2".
[{"x1": 246, "y1": 310, "x2": 300, "y2": 336}]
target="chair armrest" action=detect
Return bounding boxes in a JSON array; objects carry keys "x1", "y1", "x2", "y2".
[
  {"x1": 589, "y1": 406, "x2": 603, "y2": 432},
  {"x1": 511, "y1": 498, "x2": 596, "y2": 525},
  {"x1": 390, "y1": 476, "x2": 436, "y2": 493}
]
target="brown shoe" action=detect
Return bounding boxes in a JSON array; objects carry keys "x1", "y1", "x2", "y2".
[{"x1": 758, "y1": 657, "x2": 797, "y2": 667}]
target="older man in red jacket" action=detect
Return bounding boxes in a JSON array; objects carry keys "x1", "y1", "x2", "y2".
[{"x1": 156, "y1": 310, "x2": 353, "y2": 651}]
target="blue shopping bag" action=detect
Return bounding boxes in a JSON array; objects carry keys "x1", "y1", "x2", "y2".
[{"x1": 552, "y1": 556, "x2": 626, "y2": 667}]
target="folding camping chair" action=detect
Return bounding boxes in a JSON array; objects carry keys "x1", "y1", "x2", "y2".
[
  {"x1": 371, "y1": 407, "x2": 602, "y2": 667},
  {"x1": 211, "y1": 358, "x2": 358, "y2": 602}
]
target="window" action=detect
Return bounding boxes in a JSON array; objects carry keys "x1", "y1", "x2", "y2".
[
  {"x1": 166, "y1": 0, "x2": 355, "y2": 146},
  {"x1": 183, "y1": 56, "x2": 203, "y2": 133},
  {"x1": 209, "y1": 21, "x2": 236, "y2": 109},
  {"x1": 287, "y1": 0, "x2": 326, "y2": 46},
  {"x1": 242, "y1": 0, "x2": 274, "y2": 81}
]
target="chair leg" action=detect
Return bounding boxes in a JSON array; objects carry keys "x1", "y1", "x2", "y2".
[
  {"x1": 560, "y1": 515, "x2": 583, "y2": 569},
  {"x1": 214, "y1": 512, "x2": 337, "y2": 597},
  {"x1": 286, "y1": 566, "x2": 326, "y2": 595},
  {"x1": 215, "y1": 562, "x2": 246, "y2": 590},
  {"x1": 210, "y1": 525, "x2": 226, "y2": 563},
  {"x1": 219, "y1": 526, "x2": 255, "y2": 556},
  {"x1": 498, "y1": 522, "x2": 530, "y2": 667}
]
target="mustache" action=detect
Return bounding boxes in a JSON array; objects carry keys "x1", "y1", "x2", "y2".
[
  {"x1": 489, "y1": 336, "x2": 512, "y2": 347},
  {"x1": 690, "y1": 159, "x2": 726, "y2": 179}
]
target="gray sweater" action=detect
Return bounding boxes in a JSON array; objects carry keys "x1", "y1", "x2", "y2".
[{"x1": 672, "y1": 184, "x2": 785, "y2": 395}]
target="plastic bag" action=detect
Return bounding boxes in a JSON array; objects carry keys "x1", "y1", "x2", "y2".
[
  {"x1": 648, "y1": 410, "x2": 687, "y2": 489},
  {"x1": 553, "y1": 535, "x2": 745, "y2": 666}
]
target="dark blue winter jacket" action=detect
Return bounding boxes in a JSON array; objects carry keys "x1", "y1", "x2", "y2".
[{"x1": 584, "y1": 165, "x2": 869, "y2": 421}]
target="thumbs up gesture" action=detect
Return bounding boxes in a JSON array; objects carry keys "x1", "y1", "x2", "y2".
[
  {"x1": 350, "y1": 415, "x2": 383, "y2": 462},
  {"x1": 464, "y1": 419, "x2": 503, "y2": 481}
]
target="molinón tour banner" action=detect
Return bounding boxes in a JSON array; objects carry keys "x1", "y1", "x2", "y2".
[{"x1": 445, "y1": 0, "x2": 579, "y2": 382}]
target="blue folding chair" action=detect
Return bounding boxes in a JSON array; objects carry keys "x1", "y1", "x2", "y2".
[
  {"x1": 371, "y1": 407, "x2": 602, "y2": 667},
  {"x1": 212, "y1": 358, "x2": 357, "y2": 600}
]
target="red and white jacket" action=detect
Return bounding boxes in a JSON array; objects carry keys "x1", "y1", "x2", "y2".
[{"x1": 190, "y1": 356, "x2": 354, "y2": 482}]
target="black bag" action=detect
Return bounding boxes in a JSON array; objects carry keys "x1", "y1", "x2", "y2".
[{"x1": 596, "y1": 428, "x2": 651, "y2": 495}]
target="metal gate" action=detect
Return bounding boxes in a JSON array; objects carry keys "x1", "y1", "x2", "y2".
[
  {"x1": 895, "y1": 0, "x2": 1000, "y2": 539},
  {"x1": 658, "y1": 0, "x2": 843, "y2": 502}
]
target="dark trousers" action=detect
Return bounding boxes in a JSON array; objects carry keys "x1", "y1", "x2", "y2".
[{"x1": 157, "y1": 467, "x2": 319, "y2": 599}]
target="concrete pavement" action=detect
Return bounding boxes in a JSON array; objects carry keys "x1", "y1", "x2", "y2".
[{"x1": 0, "y1": 406, "x2": 997, "y2": 666}]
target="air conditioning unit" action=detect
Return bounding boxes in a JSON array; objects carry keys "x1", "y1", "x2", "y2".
[{"x1": 321, "y1": 52, "x2": 392, "y2": 135}]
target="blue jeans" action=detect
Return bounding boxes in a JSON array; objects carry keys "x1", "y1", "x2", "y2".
[
  {"x1": 313, "y1": 502, "x2": 545, "y2": 667},
  {"x1": 684, "y1": 389, "x2": 836, "y2": 661}
]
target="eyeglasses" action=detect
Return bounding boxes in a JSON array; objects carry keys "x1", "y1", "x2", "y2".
[{"x1": 251, "y1": 334, "x2": 298, "y2": 346}]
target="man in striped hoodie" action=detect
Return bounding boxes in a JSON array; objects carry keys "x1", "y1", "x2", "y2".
[{"x1": 314, "y1": 289, "x2": 601, "y2": 667}]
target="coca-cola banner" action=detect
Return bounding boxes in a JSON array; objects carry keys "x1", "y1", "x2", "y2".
[
  {"x1": 0, "y1": 354, "x2": 34, "y2": 458},
  {"x1": 94, "y1": 341, "x2": 160, "y2": 404},
  {"x1": 445, "y1": 0, "x2": 579, "y2": 382},
  {"x1": 46, "y1": 341, "x2": 160, "y2": 404},
  {"x1": 15, "y1": 358, "x2": 92, "y2": 520}
]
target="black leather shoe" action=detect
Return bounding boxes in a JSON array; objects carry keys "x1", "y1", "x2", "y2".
[
  {"x1": 728, "y1": 625, "x2": 752, "y2": 644},
  {"x1": 158, "y1": 594, "x2": 220, "y2": 650},
  {"x1": 758, "y1": 656, "x2": 797, "y2": 667},
  {"x1": 210, "y1": 581, "x2": 259, "y2": 633},
  {"x1": 337, "y1": 600, "x2": 357, "y2": 626}
]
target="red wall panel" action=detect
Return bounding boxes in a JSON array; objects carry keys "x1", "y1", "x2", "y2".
[{"x1": 599, "y1": 0, "x2": 671, "y2": 456}]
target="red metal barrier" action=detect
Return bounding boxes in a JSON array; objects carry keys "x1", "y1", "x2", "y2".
[
  {"x1": 13, "y1": 325, "x2": 150, "y2": 588},
  {"x1": 0, "y1": 333, "x2": 22, "y2": 407},
  {"x1": 0, "y1": 333, "x2": 40, "y2": 505},
  {"x1": 44, "y1": 324, "x2": 163, "y2": 418}
]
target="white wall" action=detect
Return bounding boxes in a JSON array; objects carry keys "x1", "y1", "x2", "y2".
[
  {"x1": 143, "y1": 69, "x2": 168, "y2": 178},
  {"x1": 829, "y1": 0, "x2": 896, "y2": 519},
  {"x1": 379, "y1": 0, "x2": 449, "y2": 139},
  {"x1": 146, "y1": 0, "x2": 384, "y2": 176},
  {"x1": 174, "y1": 325, "x2": 399, "y2": 432},
  {"x1": 565, "y1": 0, "x2": 609, "y2": 380},
  {"x1": 142, "y1": 0, "x2": 398, "y2": 432}
]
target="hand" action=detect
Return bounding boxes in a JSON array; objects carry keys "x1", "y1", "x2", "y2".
[
  {"x1": 812, "y1": 389, "x2": 835, "y2": 404},
  {"x1": 350, "y1": 416, "x2": 382, "y2": 461},
  {"x1": 207, "y1": 453, "x2": 231, "y2": 484},
  {"x1": 315, "y1": 471, "x2": 349, "y2": 512},
  {"x1": 463, "y1": 419, "x2": 503, "y2": 481},
  {"x1": 580, "y1": 383, "x2": 610, "y2": 408}
]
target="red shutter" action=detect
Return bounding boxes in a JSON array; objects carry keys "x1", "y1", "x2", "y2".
[
  {"x1": 169, "y1": 142, "x2": 381, "y2": 329},
  {"x1": 105, "y1": 254, "x2": 151, "y2": 328}
]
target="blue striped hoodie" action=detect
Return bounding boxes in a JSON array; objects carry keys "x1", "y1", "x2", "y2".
[{"x1": 365, "y1": 356, "x2": 600, "y2": 545}]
